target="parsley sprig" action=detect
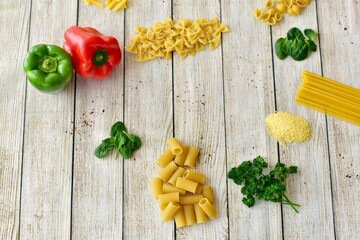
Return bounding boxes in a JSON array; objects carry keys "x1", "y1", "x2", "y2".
[{"x1": 227, "y1": 156, "x2": 300, "y2": 213}]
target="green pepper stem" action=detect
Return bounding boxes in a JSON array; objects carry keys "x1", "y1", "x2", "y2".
[
  {"x1": 38, "y1": 55, "x2": 58, "y2": 73},
  {"x1": 93, "y1": 49, "x2": 108, "y2": 66}
]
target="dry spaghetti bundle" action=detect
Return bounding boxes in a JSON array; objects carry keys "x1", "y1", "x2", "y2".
[{"x1": 295, "y1": 70, "x2": 360, "y2": 126}]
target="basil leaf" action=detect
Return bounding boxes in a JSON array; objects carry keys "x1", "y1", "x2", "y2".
[
  {"x1": 94, "y1": 138, "x2": 116, "y2": 158},
  {"x1": 110, "y1": 121, "x2": 126, "y2": 138},
  {"x1": 275, "y1": 38, "x2": 287, "y2": 60},
  {"x1": 304, "y1": 29, "x2": 317, "y2": 41}
]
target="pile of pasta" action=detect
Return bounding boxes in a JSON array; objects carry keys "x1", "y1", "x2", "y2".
[
  {"x1": 125, "y1": 18, "x2": 229, "y2": 62},
  {"x1": 253, "y1": 0, "x2": 311, "y2": 26},
  {"x1": 150, "y1": 138, "x2": 217, "y2": 227},
  {"x1": 83, "y1": 0, "x2": 127, "y2": 12}
]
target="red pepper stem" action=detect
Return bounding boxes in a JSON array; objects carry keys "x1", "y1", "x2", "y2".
[
  {"x1": 93, "y1": 49, "x2": 108, "y2": 66},
  {"x1": 38, "y1": 55, "x2": 58, "y2": 73}
]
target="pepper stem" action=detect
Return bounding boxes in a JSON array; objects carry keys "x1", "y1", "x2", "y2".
[
  {"x1": 38, "y1": 55, "x2": 58, "y2": 73},
  {"x1": 93, "y1": 49, "x2": 108, "y2": 66}
]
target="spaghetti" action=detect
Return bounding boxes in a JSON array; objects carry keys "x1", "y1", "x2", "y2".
[{"x1": 295, "y1": 70, "x2": 360, "y2": 126}]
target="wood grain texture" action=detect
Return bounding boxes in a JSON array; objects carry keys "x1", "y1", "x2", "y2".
[
  {"x1": 123, "y1": 1, "x2": 174, "y2": 239},
  {"x1": 0, "y1": 0, "x2": 30, "y2": 239},
  {"x1": 172, "y1": 1, "x2": 228, "y2": 239},
  {"x1": 71, "y1": 4, "x2": 125, "y2": 240},
  {"x1": 19, "y1": 0, "x2": 77, "y2": 239},
  {"x1": 271, "y1": 1, "x2": 335, "y2": 239},
  {"x1": 317, "y1": 0, "x2": 360, "y2": 238},
  {"x1": 222, "y1": 1, "x2": 281, "y2": 239}
]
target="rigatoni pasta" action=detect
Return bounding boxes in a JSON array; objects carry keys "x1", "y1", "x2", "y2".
[
  {"x1": 167, "y1": 138, "x2": 183, "y2": 155},
  {"x1": 161, "y1": 202, "x2": 181, "y2": 221},
  {"x1": 199, "y1": 198, "x2": 217, "y2": 219},
  {"x1": 150, "y1": 138, "x2": 217, "y2": 227}
]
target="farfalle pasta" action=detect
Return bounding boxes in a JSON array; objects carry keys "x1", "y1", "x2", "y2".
[
  {"x1": 126, "y1": 18, "x2": 229, "y2": 62},
  {"x1": 254, "y1": 0, "x2": 311, "y2": 25}
]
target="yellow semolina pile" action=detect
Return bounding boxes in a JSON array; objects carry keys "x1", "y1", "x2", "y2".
[{"x1": 265, "y1": 111, "x2": 312, "y2": 148}]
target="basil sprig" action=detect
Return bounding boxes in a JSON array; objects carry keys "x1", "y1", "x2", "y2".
[
  {"x1": 94, "y1": 121, "x2": 141, "y2": 159},
  {"x1": 275, "y1": 27, "x2": 317, "y2": 61}
]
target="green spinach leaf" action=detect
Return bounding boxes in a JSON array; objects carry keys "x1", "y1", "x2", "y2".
[
  {"x1": 304, "y1": 29, "x2": 317, "y2": 41},
  {"x1": 275, "y1": 38, "x2": 287, "y2": 60},
  {"x1": 94, "y1": 138, "x2": 116, "y2": 158},
  {"x1": 110, "y1": 121, "x2": 126, "y2": 138}
]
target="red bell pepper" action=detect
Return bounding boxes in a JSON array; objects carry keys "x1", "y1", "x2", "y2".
[{"x1": 63, "y1": 26, "x2": 122, "y2": 80}]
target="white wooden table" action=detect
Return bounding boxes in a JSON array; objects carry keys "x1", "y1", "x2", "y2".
[{"x1": 1, "y1": 0, "x2": 359, "y2": 239}]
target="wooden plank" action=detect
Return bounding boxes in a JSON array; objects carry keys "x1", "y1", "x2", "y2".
[
  {"x1": 123, "y1": 1, "x2": 174, "y2": 239},
  {"x1": 71, "y1": 3, "x2": 125, "y2": 239},
  {"x1": 0, "y1": 0, "x2": 30, "y2": 239},
  {"x1": 19, "y1": 0, "x2": 77, "y2": 239},
  {"x1": 271, "y1": 1, "x2": 334, "y2": 239},
  {"x1": 172, "y1": 1, "x2": 228, "y2": 239},
  {"x1": 317, "y1": 1, "x2": 360, "y2": 238},
  {"x1": 222, "y1": 1, "x2": 281, "y2": 239}
]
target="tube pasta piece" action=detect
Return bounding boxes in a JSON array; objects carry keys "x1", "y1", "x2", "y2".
[
  {"x1": 199, "y1": 198, "x2": 217, "y2": 219},
  {"x1": 184, "y1": 146, "x2": 199, "y2": 168},
  {"x1": 194, "y1": 203, "x2": 208, "y2": 224},
  {"x1": 168, "y1": 167, "x2": 186, "y2": 186},
  {"x1": 156, "y1": 148, "x2": 175, "y2": 168},
  {"x1": 253, "y1": 8, "x2": 263, "y2": 19},
  {"x1": 201, "y1": 186, "x2": 215, "y2": 203},
  {"x1": 167, "y1": 138, "x2": 183, "y2": 155},
  {"x1": 150, "y1": 177, "x2": 163, "y2": 199},
  {"x1": 174, "y1": 206, "x2": 186, "y2": 228},
  {"x1": 179, "y1": 194, "x2": 204, "y2": 205},
  {"x1": 159, "y1": 202, "x2": 167, "y2": 211},
  {"x1": 161, "y1": 202, "x2": 181, "y2": 221},
  {"x1": 163, "y1": 183, "x2": 186, "y2": 195},
  {"x1": 183, "y1": 205, "x2": 196, "y2": 226},
  {"x1": 264, "y1": 0, "x2": 274, "y2": 9},
  {"x1": 176, "y1": 178, "x2": 198, "y2": 193},
  {"x1": 158, "y1": 161, "x2": 178, "y2": 182},
  {"x1": 195, "y1": 184, "x2": 203, "y2": 194},
  {"x1": 158, "y1": 192, "x2": 180, "y2": 206},
  {"x1": 174, "y1": 145, "x2": 189, "y2": 166},
  {"x1": 183, "y1": 170, "x2": 205, "y2": 184},
  {"x1": 112, "y1": 0, "x2": 127, "y2": 11}
]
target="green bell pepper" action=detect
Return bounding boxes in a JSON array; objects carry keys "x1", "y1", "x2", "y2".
[{"x1": 23, "y1": 44, "x2": 73, "y2": 93}]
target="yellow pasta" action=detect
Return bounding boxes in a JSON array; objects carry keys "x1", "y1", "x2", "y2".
[
  {"x1": 195, "y1": 184, "x2": 203, "y2": 195},
  {"x1": 88, "y1": 0, "x2": 104, "y2": 7},
  {"x1": 267, "y1": 17, "x2": 277, "y2": 25},
  {"x1": 260, "y1": 11, "x2": 271, "y2": 21},
  {"x1": 126, "y1": 18, "x2": 229, "y2": 61},
  {"x1": 274, "y1": 12, "x2": 283, "y2": 21},
  {"x1": 158, "y1": 192, "x2": 180, "y2": 206},
  {"x1": 253, "y1": 8, "x2": 263, "y2": 19},
  {"x1": 183, "y1": 205, "x2": 196, "y2": 226},
  {"x1": 168, "y1": 167, "x2": 186, "y2": 186},
  {"x1": 113, "y1": 0, "x2": 127, "y2": 11},
  {"x1": 284, "y1": 0, "x2": 293, "y2": 8},
  {"x1": 179, "y1": 195, "x2": 204, "y2": 205},
  {"x1": 183, "y1": 146, "x2": 199, "y2": 168},
  {"x1": 194, "y1": 203, "x2": 208, "y2": 224},
  {"x1": 292, "y1": 5, "x2": 301, "y2": 15},
  {"x1": 156, "y1": 148, "x2": 175, "y2": 168},
  {"x1": 174, "y1": 206, "x2": 186, "y2": 228},
  {"x1": 158, "y1": 161, "x2": 178, "y2": 182},
  {"x1": 163, "y1": 183, "x2": 186, "y2": 195},
  {"x1": 159, "y1": 201, "x2": 167, "y2": 211},
  {"x1": 161, "y1": 202, "x2": 181, "y2": 221},
  {"x1": 276, "y1": 3, "x2": 287, "y2": 13},
  {"x1": 264, "y1": 0, "x2": 274, "y2": 8},
  {"x1": 201, "y1": 186, "x2": 215, "y2": 203},
  {"x1": 150, "y1": 177, "x2": 163, "y2": 199},
  {"x1": 106, "y1": 0, "x2": 118, "y2": 9},
  {"x1": 174, "y1": 145, "x2": 189, "y2": 166},
  {"x1": 176, "y1": 177, "x2": 198, "y2": 193},
  {"x1": 199, "y1": 198, "x2": 217, "y2": 219},
  {"x1": 167, "y1": 138, "x2": 183, "y2": 155},
  {"x1": 183, "y1": 170, "x2": 205, "y2": 184},
  {"x1": 295, "y1": 70, "x2": 360, "y2": 126}
]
